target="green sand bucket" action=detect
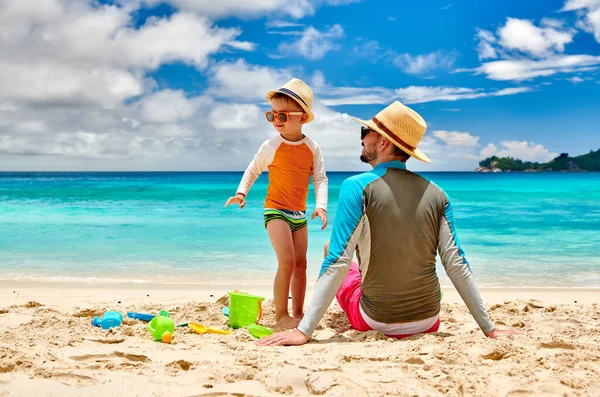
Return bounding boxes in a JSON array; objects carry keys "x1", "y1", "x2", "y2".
[{"x1": 227, "y1": 291, "x2": 264, "y2": 329}]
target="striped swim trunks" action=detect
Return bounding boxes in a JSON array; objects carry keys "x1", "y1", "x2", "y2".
[{"x1": 264, "y1": 208, "x2": 307, "y2": 232}]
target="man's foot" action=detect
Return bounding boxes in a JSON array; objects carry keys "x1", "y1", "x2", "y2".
[{"x1": 275, "y1": 315, "x2": 301, "y2": 330}]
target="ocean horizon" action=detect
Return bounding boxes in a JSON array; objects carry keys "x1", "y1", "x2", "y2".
[{"x1": 1, "y1": 171, "x2": 599, "y2": 288}]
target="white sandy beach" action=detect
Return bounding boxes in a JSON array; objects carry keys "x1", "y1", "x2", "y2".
[{"x1": 1, "y1": 282, "x2": 599, "y2": 397}]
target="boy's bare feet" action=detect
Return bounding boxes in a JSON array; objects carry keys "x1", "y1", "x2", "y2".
[
  {"x1": 293, "y1": 312, "x2": 304, "y2": 320},
  {"x1": 275, "y1": 315, "x2": 301, "y2": 330}
]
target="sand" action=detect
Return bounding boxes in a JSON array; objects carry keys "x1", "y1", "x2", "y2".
[{"x1": 0, "y1": 282, "x2": 599, "y2": 397}]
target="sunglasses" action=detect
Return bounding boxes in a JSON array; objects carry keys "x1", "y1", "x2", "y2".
[
  {"x1": 361, "y1": 126, "x2": 374, "y2": 140},
  {"x1": 265, "y1": 111, "x2": 304, "y2": 123}
]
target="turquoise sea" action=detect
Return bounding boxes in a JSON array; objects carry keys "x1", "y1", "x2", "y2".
[{"x1": 0, "y1": 172, "x2": 599, "y2": 287}]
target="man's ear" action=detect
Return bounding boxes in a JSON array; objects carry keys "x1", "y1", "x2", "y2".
[
  {"x1": 300, "y1": 113, "x2": 308, "y2": 124},
  {"x1": 378, "y1": 135, "x2": 390, "y2": 150}
]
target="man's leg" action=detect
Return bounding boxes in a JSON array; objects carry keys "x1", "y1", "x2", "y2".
[{"x1": 323, "y1": 242, "x2": 371, "y2": 332}]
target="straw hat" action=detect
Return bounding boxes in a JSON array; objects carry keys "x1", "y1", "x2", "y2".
[
  {"x1": 352, "y1": 101, "x2": 430, "y2": 163},
  {"x1": 266, "y1": 78, "x2": 315, "y2": 123}
]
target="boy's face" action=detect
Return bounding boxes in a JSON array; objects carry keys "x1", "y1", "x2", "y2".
[{"x1": 269, "y1": 97, "x2": 306, "y2": 136}]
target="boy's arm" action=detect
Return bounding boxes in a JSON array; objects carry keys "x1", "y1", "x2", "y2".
[
  {"x1": 297, "y1": 178, "x2": 364, "y2": 337},
  {"x1": 311, "y1": 143, "x2": 328, "y2": 211},
  {"x1": 438, "y1": 196, "x2": 495, "y2": 334},
  {"x1": 236, "y1": 139, "x2": 276, "y2": 197}
]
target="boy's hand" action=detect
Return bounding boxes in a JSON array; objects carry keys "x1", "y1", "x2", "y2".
[
  {"x1": 224, "y1": 193, "x2": 246, "y2": 209},
  {"x1": 311, "y1": 208, "x2": 327, "y2": 230},
  {"x1": 255, "y1": 329, "x2": 309, "y2": 346}
]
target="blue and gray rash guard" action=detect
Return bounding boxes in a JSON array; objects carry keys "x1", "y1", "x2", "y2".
[{"x1": 297, "y1": 161, "x2": 494, "y2": 337}]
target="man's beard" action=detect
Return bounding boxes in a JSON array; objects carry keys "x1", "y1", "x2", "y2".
[{"x1": 360, "y1": 147, "x2": 376, "y2": 163}]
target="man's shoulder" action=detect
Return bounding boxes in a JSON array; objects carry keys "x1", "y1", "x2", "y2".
[
  {"x1": 342, "y1": 170, "x2": 382, "y2": 191},
  {"x1": 406, "y1": 171, "x2": 448, "y2": 201}
]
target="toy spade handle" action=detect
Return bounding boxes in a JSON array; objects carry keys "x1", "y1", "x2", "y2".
[{"x1": 257, "y1": 300, "x2": 263, "y2": 323}]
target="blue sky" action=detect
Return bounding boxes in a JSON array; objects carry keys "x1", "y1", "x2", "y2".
[{"x1": 0, "y1": 0, "x2": 599, "y2": 171}]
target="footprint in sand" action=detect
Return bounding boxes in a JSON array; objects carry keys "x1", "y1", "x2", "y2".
[
  {"x1": 70, "y1": 351, "x2": 151, "y2": 364},
  {"x1": 165, "y1": 359, "x2": 194, "y2": 373},
  {"x1": 72, "y1": 308, "x2": 104, "y2": 318},
  {"x1": 34, "y1": 367, "x2": 95, "y2": 384},
  {"x1": 539, "y1": 341, "x2": 576, "y2": 350}
]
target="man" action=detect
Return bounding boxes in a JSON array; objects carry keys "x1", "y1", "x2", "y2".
[{"x1": 258, "y1": 101, "x2": 515, "y2": 346}]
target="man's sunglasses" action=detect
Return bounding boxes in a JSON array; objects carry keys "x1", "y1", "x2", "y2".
[
  {"x1": 361, "y1": 126, "x2": 374, "y2": 140},
  {"x1": 265, "y1": 111, "x2": 304, "y2": 123}
]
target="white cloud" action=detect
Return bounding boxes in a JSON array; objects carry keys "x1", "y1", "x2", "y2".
[
  {"x1": 476, "y1": 29, "x2": 499, "y2": 60},
  {"x1": 482, "y1": 141, "x2": 559, "y2": 163},
  {"x1": 318, "y1": 85, "x2": 533, "y2": 106},
  {"x1": 350, "y1": 39, "x2": 383, "y2": 60},
  {"x1": 480, "y1": 143, "x2": 498, "y2": 158},
  {"x1": 324, "y1": 0, "x2": 361, "y2": 5},
  {"x1": 432, "y1": 131, "x2": 480, "y2": 147},
  {"x1": 459, "y1": 55, "x2": 600, "y2": 81},
  {"x1": 136, "y1": 0, "x2": 360, "y2": 20},
  {"x1": 393, "y1": 51, "x2": 457, "y2": 74},
  {"x1": 312, "y1": 71, "x2": 326, "y2": 88},
  {"x1": 567, "y1": 76, "x2": 586, "y2": 83},
  {"x1": 468, "y1": 15, "x2": 600, "y2": 82},
  {"x1": 139, "y1": 0, "x2": 314, "y2": 19},
  {"x1": 0, "y1": 2, "x2": 254, "y2": 108},
  {"x1": 0, "y1": 60, "x2": 144, "y2": 106},
  {"x1": 266, "y1": 20, "x2": 306, "y2": 28},
  {"x1": 207, "y1": 59, "x2": 293, "y2": 100},
  {"x1": 541, "y1": 18, "x2": 568, "y2": 28},
  {"x1": 210, "y1": 104, "x2": 262, "y2": 130},
  {"x1": 562, "y1": 0, "x2": 600, "y2": 43},
  {"x1": 138, "y1": 90, "x2": 197, "y2": 123},
  {"x1": 497, "y1": 17, "x2": 576, "y2": 58},
  {"x1": 278, "y1": 24, "x2": 344, "y2": 60}
]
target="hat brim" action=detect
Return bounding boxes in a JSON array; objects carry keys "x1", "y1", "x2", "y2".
[
  {"x1": 352, "y1": 117, "x2": 431, "y2": 163},
  {"x1": 266, "y1": 90, "x2": 314, "y2": 123}
]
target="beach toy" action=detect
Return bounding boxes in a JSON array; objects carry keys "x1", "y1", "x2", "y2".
[
  {"x1": 222, "y1": 307, "x2": 229, "y2": 317},
  {"x1": 92, "y1": 311, "x2": 123, "y2": 330},
  {"x1": 247, "y1": 324, "x2": 273, "y2": 339},
  {"x1": 188, "y1": 322, "x2": 232, "y2": 335},
  {"x1": 227, "y1": 291, "x2": 264, "y2": 329},
  {"x1": 127, "y1": 312, "x2": 155, "y2": 322},
  {"x1": 147, "y1": 311, "x2": 174, "y2": 343}
]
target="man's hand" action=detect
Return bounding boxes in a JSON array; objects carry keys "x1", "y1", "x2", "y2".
[
  {"x1": 224, "y1": 193, "x2": 246, "y2": 209},
  {"x1": 311, "y1": 208, "x2": 328, "y2": 230},
  {"x1": 485, "y1": 328, "x2": 517, "y2": 339},
  {"x1": 255, "y1": 329, "x2": 309, "y2": 346}
]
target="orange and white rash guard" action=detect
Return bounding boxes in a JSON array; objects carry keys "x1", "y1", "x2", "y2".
[{"x1": 236, "y1": 135, "x2": 328, "y2": 212}]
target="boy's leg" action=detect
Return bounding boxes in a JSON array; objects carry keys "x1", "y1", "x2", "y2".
[
  {"x1": 266, "y1": 220, "x2": 299, "y2": 329},
  {"x1": 291, "y1": 226, "x2": 308, "y2": 319}
]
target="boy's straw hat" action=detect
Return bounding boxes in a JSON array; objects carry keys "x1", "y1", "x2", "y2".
[{"x1": 266, "y1": 78, "x2": 315, "y2": 123}]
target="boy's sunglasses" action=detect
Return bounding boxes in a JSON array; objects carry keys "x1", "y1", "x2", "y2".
[
  {"x1": 265, "y1": 111, "x2": 304, "y2": 123},
  {"x1": 361, "y1": 126, "x2": 374, "y2": 140}
]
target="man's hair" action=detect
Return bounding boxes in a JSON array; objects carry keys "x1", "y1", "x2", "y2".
[
  {"x1": 389, "y1": 143, "x2": 411, "y2": 162},
  {"x1": 270, "y1": 93, "x2": 303, "y2": 111}
]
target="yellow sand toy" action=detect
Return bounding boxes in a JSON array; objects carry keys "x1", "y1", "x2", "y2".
[{"x1": 188, "y1": 322, "x2": 232, "y2": 335}]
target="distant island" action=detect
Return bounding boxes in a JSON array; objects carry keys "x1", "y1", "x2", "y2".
[{"x1": 476, "y1": 149, "x2": 600, "y2": 172}]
